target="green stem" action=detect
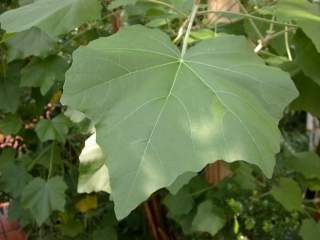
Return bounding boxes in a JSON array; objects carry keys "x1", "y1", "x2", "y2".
[
  {"x1": 285, "y1": 25, "x2": 292, "y2": 61},
  {"x1": 238, "y1": 0, "x2": 264, "y2": 39},
  {"x1": 181, "y1": 0, "x2": 199, "y2": 58},
  {"x1": 47, "y1": 143, "x2": 55, "y2": 180},
  {"x1": 197, "y1": 10, "x2": 297, "y2": 28},
  {"x1": 144, "y1": 0, "x2": 187, "y2": 17}
]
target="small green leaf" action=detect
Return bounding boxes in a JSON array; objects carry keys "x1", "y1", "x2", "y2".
[
  {"x1": 21, "y1": 55, "x2": 69, "y2": 95},
  {"x1": 299, "y1": 219, "x2": 320, "y2": 240},
  {"x1": 35, "y1": 114, "x2": 70, "y2": 143},
  {"x1": 0, "y1": 0, "x2": 102, "y2": 37},
  {"x1": 21, "y1": 176, "x2": 67, "y2": 225},
  {"x1": 5, "y1": 27, "x2": 55, "y2": 62},
  {"x1": 192, "y1": 200, "x2": 226, "y2": 236},
  {"x1": 0, "y1": 114, "x2": 22, "y2": 135},
  {"x1": 283, "y1": 151, "x2": 320, "y2": 180},
  {"x1": 163, "y1": 188, "x2": 194, "y2": 216},
  {"x1": 270, "y1": 177, "x2": 303, "y2": 212},
  {"x1": 78, "y1": 133, "x2": 111, "y2": 194}
]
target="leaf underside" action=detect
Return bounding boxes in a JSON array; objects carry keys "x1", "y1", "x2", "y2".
[{"x1": 62, "y1": 25, "x2": 298, "y2": 219}]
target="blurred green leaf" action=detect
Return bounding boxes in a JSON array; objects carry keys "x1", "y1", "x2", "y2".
[
  {"x1": 0, "y1": 162, "x2": 32, "y2": 198},
  {"x1": 294, "y1": 30, "x2": 320, "y2": 86},
  {"x1": 299, "y1": 219, "x2": 320, "y2": 240},
  {"x1": 0, "y1": 114, "x2": 22, "y2": 135},
  {"x1": 5, "y1": 27, "x2": 55, "y2": 62},
  {"x1": 283, "y1": 151, "x2": 320, "y2": 180},
  {"x1": 270, "y1": 177, "x2": 303, "y2": 212},
  {"x1": 291, "y1": 73, "x2": 320, "y2": 118},
  {"x1": 192, "y1": 200, "x2": 226, "y2": 236},
  {"x1": 0, "y1": 0, "x2": 102, "y2": 37},
  {"x1": 21, "y1": 55, "x2": 69, "y2": 95},
  {"x1": 164, "y1": 188, "x2": 194, "y2": 216}
]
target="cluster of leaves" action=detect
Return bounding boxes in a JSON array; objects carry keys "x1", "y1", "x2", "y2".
[{"x1": 0, "y1": 0, "x2": 320, "y2": 239}]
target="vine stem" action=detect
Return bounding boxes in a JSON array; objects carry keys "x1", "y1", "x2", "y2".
[
  {"x1": 197, "y1": 10, "x2": 297, "y2": 28},
  {"x1": 144, "y1": 0, "x2": 187, "y2": 17},
  {"x1": 181, "y1": 0, "x2": 199, "y2": 58}
]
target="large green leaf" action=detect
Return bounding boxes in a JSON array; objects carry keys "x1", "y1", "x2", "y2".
[
  {"x1": 192, "y1": 200, "x2": 225, "y2": 236},
  {"x1": 0, "y1": 0, "x2": 101, "y2": 37},
  {"x1": 21, "y1": 176, "x2": 67, "y2": 225},
  {"x1": 78, "y1": 133, "x2": 111, "y2": 194},
  {"x1": 299, "y1": 219, "x2": 320, "y2": 240},
  {"x1": 61, "y1": 25, "x2": 298, "y2": 219},
  {"x1": 21, "y1": 55, "x2": 69, "y2": 95},
  {"x1": 5, "y1": 27, "x2": 55, "y2": 62},
  {"x1": 273, "y1": 0, "x2": 320, "y2": 52},
  {"x1": 270, "y1": 177, "x2": 303, "y2": 212}
]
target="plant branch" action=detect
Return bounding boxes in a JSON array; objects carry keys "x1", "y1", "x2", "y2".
[
  {"x1": 197, "y1": 10, "x2": 297, "y2": 28},
  {"x1": 238, "y1": 0, "x2": 263, "y2": 39},
  {"x1": 144, "y1": 0, "x2": 187, "y2": 17},
  {"x1": 181, "y1": 0, "x2": 199, "y2": 58},
  {"x1": 255, "y1": 27, "x2": 296, "y2": 53}
]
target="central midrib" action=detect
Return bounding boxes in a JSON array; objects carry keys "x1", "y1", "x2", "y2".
[{"x1": 120, "y1": 60, "x2": 184, "y2": 214}]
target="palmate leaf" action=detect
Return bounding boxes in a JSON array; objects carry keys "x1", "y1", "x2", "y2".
[
  {"x1": 272, "y1": 0, "x2": 320, "y2": 52},
  {"x1": 21, "y1": 176, "x2": 67, "y2": 225},
  {"x1": 0, "y1": 0, "x2": 101, "y2": 37},
  {"x1": 61, "y1": 25, "x2": 298, "y2": 219},
  {"x1": 35, "y1": 114, "x2": 70, "y2": 143},
  {"x1": 0, "y1": 162, "x2": 32, "y2": 198}
]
